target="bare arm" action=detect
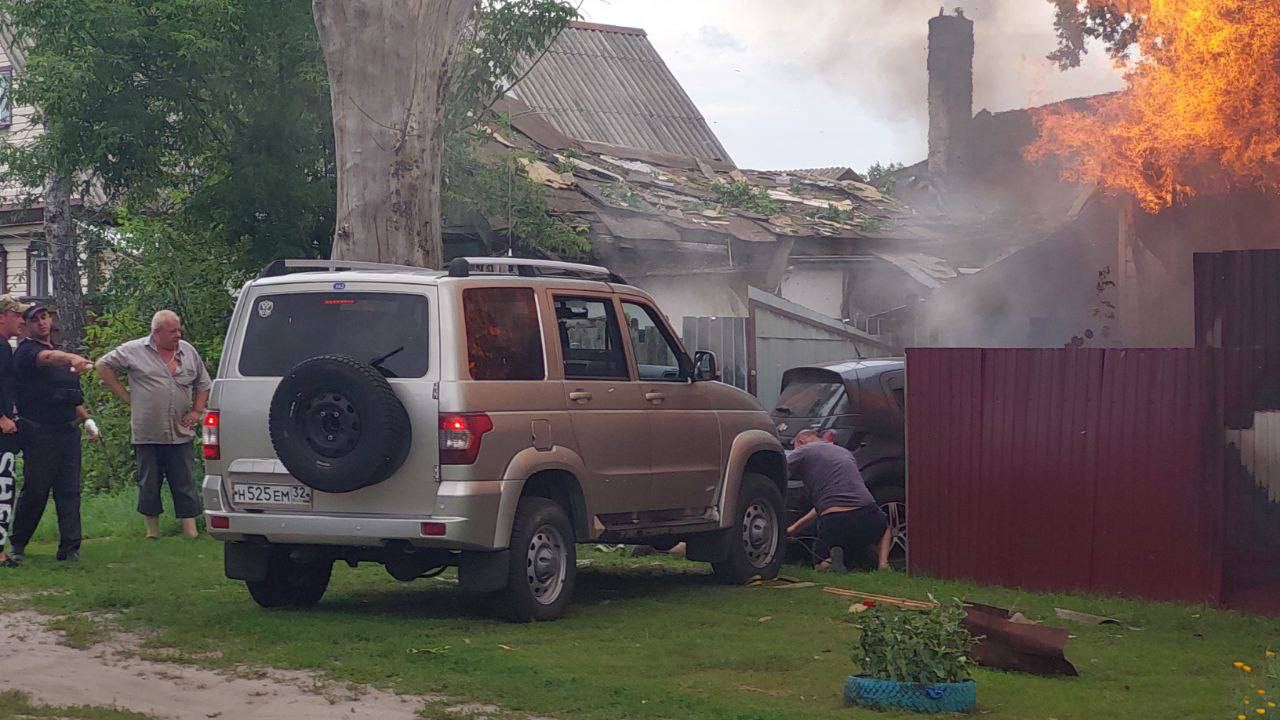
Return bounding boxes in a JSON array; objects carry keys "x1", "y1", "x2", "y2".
[
  {"x1": 37, "y1": 349, "x2": 92, "y2": 373},
  {"x1": 96, "y1": 361, "x2": 131, "y2": 405},
  {"x1": 787, "y1": 508, "x2": 818, "y2": 537},
  {"x1": 75, "y1": 405, "x2": 90, "y2": 422}
]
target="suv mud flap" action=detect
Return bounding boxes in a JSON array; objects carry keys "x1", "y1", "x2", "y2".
[
  {"x1": 225, "y1": 542, "x2": 270, "y2": 582},
  {"x1": 685, "y1": 531, "x2": 730, "y2": 563},
  {"x1": 458, "y1": 550, "x2": 510, "y2": 593}
]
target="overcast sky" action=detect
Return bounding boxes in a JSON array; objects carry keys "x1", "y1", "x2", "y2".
[{"x1": 577, "y1": 0, "x2": 1127, "y2": 172}]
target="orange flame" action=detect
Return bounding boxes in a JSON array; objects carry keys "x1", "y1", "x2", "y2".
[{"x1": 1026, "y1": 1, "x2": 1280, "y2": 212}]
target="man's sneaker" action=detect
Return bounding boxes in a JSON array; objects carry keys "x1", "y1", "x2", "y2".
[
  {"x1": 56, "y1": 550, "x2": 80, "y2": 562},
  {"x1": 8, "y1": 546, "x2": 24, "y2": 564},
  {"x1": 829, "y1": 546, "x2": 847, "y2": 573}
]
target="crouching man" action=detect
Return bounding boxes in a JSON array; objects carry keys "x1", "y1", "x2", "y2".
[
  {"x1": 97, "y1": 310, "x2": 211, "y2": 540},
  {"x1": 784, "y1": 429, "x2": 891, "y2": 571}
]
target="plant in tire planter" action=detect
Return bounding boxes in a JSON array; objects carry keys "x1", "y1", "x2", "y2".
[{"x1": 844, "y1": 600, "x2": 976, "y2": 713}]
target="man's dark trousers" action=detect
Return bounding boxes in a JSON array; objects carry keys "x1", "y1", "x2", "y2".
[{"x1": 11, "y1": 420, "x2": 82, "y2": 557}]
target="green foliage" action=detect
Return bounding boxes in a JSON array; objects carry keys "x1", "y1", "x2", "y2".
[
  {"x1": 0, "y1": 0, "x2": 336, "y2": 264},
  {"x1": 849, "y1": 600, "x2": 975, "y2": 684},
  {"x1": 1047, "y1": 0, "x2": 1143, "y2": 70},
  {"x1": 709, "y1": 180, "x2": 782, "y2": 216},
  {"x1": 442, "y1": 0, "x2": 584, "y2": 259},
  {"x1": 864, "y1": 161, "x2": 905, "y2": 189},
  {"x1": 446, "y1": 0, "x2": 579, "y2": 136},
  {"x1": 805, "y1": 204, "x2": 852, "y2": 224}
]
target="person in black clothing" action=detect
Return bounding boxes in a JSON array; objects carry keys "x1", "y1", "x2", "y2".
[
  {"x1": 9, "y1": 304, "x2": 98, "y2": 564},
  {"x1": 0, "y1": 295, "x2": 29, "y2": 566}
]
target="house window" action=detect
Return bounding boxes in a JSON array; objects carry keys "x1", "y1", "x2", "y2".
[
  {"x1": 29, "y1": 248, "x2": 50, "y2": 298},
  {"x1": 0, "y1": 69, "x2": 12, "y2": 129}
]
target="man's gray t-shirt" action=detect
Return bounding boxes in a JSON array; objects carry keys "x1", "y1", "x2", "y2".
[
  {"x1": 99, "y1": 336, "x2": 212, "y2": 445},
  {"x1": 787, "y1": 441, "x2": 875, "y2": 513}
]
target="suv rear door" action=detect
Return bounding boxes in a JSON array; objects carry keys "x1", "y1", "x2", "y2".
[{"x1": 214, "y1": 281, "x2": 440, "y2": 516}]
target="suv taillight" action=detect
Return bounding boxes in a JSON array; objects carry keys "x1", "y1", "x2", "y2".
[
  {"x1": 202, "y1": 410, "x2": 220, "y2": 460},
  {"x1": 439, "y1": 414, "x2": 493, "y2": 465}
]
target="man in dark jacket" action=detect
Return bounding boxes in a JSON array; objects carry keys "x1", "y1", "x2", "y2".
[
  {"x1": 9, "y1": 304, "x2": 97, "y2": 563},
  {"x1": 0, "y1": 295, "x2": 28, "y2": 566}
]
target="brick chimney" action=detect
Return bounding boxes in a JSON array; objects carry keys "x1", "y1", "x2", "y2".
[{"x1": 927, "y1": 8, "x2": 974, "y2": 178}]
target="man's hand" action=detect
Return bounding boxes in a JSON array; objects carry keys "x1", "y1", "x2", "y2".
[
  {"x1": 70, "y1": 355, "x2": 93, "y2": 374},
  {"x1": 181, "y1": 410, "x2": 201, "y2": 430},
  {"x1": 0, "y1": 416, "x2": 16, "y2": 435},
  {"x1": 85, "y1": 418, "x2": 101, "y2": 442}
]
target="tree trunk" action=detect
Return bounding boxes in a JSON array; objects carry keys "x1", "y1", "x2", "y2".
[
  {"x1": 313, "y1": 0, "x2": 475, "y2": 268},
  {"x1": 43, "y1": 172, "x2": 85, "y2": 351}
]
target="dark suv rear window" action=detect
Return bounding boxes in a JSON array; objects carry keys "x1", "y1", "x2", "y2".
[
  {"x1": 238, "y1": 292, "x2": 429, "y2": 378},
  {"x1": 774, "y1": 379, "x2": 848, "y2": 418}
]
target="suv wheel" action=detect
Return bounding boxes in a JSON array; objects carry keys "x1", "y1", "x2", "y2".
[
  {"x1": 713, "y1": 473, "x2": 785, "y2": 584},
  {"x1": 246, "y1": 548, "x2": 333, "y2": 608},
  {"x1": 499, "y1": 497, "x2": 576, "y2": 622}
]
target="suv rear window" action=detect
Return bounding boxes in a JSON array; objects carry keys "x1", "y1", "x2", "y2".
[
  {"x1": 465, "y1": 287, "x2": 545, "y2": 380},
  {"x1": 238, "y1": 292, "x2": 429, "y2": 378},
  {"x1": 774, "y1": 379, "x2": 849, "y2": 418}
]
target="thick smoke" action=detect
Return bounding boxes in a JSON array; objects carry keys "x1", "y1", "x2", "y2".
[{"x1": 727, "y1": 0, "x2": 1126, "y2": 161}]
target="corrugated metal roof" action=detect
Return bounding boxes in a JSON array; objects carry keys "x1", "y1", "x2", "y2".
[{"x1": 511, "y1": 22, "x2": 734, "y2": 165}]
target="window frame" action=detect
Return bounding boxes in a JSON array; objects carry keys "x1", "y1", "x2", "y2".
[
  {"x1": 0, "y1": 68, "x2": 12, "y2": 130},
  {"x1": 462, "y1": 286, "x2": 547, "y2": 382},
  {"x1": 551, "y1": 293, "x2": 632, "y2": 382},
  {"x1": 28, "y1": 246, "x2": 50, "y2": 298},
  {"x1": 620, "y1": 299, "x2": 691, "y2": 383}
]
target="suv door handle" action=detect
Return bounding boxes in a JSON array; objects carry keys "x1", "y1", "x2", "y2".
[
  {"x1": 568, "y1": 391, "x2": 593, "y2": 403},
  {"x1": 644, "y1": 391, "x2": 666, "y2": 403}
]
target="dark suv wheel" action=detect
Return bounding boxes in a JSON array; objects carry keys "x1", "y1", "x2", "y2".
[
  {"x1": 246, "y1": 548, "x2": 333, "y2": 608},
  {"x1": 712, "y1": 473, "x2": 785, "y2": 584},
  {"x1": 499, "y1": 497, "x2": 576, "y2": 622}
]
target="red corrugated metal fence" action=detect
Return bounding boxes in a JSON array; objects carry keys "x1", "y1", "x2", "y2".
[{"x1": 907, "y1": 348, "x2": 1224, "y2": 605}]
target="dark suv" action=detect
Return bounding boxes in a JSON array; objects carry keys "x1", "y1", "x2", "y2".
[{"x1": 771, "y1": 359, "x2": 906, "y2": 568}]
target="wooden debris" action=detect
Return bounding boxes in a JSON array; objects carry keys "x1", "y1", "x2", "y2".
[{"x1": 822, "y1": 586, "x2": 938, "y2": 610}]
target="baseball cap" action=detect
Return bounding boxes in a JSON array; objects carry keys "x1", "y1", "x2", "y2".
[
  {"x1": 0, "y1": 295, "x2": 30, "y2": 315},
  {"x1": 22, "y1": 302, "x2": 48, "y2": 321}
]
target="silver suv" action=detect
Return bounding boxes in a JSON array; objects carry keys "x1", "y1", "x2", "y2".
[{"x1": 203, "y1": 258, "x2": 787, "y2": 621}]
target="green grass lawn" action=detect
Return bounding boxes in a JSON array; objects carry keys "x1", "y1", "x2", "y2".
[{"x1": 5, "y1": 493, "x2": 1273, "y2": 720}]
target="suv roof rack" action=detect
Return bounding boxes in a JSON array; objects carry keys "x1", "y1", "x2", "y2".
[
  {"x1": 257, "y1": 258, "x2": 434, "y2": 279},
  {"x1": 447, "y1": 257, "x2": 627, "y2": 284}
]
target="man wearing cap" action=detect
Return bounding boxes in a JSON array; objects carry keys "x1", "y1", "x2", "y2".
[
  {"x1": 0, "y1": 296, "x2": 28, "y2": 566},
  {"x1": 9, "y1": 303, "x2": 97, "y2": 563},
  {"x1": 97, "y1": 310, "x2": 211, "y2": 540}
]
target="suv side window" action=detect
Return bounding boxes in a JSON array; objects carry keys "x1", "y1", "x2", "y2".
[
  {"x1": 554, "y1": 296, "x2": 629, "y2": 380},
  {"x1": 464, "y1": 287, "x2": 545, "y2": 380},
  {"x1": 622, "y1": 301, "x2": 687, "y2": 381}
]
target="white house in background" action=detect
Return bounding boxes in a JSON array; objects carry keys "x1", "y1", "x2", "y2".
[{"x1": 0, "y1": 41, "x2": 51, "y2": 299}]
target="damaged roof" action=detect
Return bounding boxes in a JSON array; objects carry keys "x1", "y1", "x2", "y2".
[
  {"x1": 509, "y1": 21, "x2": 734, "y2": 165},
  {"x1": 489, "y1": 97, "x2": 933, "y2": 253}
]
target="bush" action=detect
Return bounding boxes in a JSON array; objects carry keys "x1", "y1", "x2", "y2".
[{"x1": 849, "y1": 600, "x2": 974, "y2": 684}]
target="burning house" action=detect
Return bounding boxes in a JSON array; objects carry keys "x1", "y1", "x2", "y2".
[{"x1": 886, "y1": 5, "x2": 1280, "y2": 349}]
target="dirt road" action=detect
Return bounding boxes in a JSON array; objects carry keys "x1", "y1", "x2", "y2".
[{"x1": 1, "y1": 610, "x2": 436, "y2": 720}]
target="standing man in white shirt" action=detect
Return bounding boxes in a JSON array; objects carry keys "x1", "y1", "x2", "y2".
[{"x1": 97, "y1": 310, "x2": 212, "y2": 540}]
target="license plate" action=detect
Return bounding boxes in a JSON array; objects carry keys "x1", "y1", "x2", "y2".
[{"x1": 232, "y1": 483, "x2": 312, "y2": 507}]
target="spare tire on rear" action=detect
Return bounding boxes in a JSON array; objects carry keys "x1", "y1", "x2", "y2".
[{"x1": 269, "y1": 355, "x2": 412, "y2": 494}]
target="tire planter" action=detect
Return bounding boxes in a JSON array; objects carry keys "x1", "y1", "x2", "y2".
[{"x1": 844, "y1": 676, "x2": 976, "y2": 714}]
